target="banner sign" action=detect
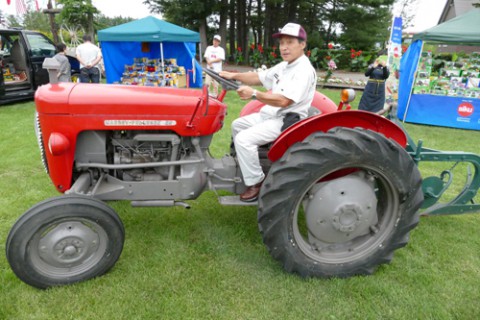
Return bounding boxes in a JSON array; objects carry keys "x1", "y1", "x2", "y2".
[
  {"x1": 402, "y1": 94, "x2": 480, "y2": 130},
  {"x1": 390, "y1": 16, "x2": 403, "y2": 44},
  {"x1": 386, "y1": 16, "x2": 403, "y2": 105}
]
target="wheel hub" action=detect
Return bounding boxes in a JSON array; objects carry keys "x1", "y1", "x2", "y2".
[
  {"x1": 332, "y1": 204, "x2": 363, "y2": 233},
  {"x1": 304, "y1": 171, "x2": 379, "y2": 244},
  {"x1": 38, "y1": 221, "x2": 100, "y2": 268}
]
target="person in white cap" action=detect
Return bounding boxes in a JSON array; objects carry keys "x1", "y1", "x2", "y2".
[
  {"x1": 220, "y1": 22, "x2": 317, "y2": 202},
  {"x1": 203, "y1": 34, "x2": 225, "y2": 97}
]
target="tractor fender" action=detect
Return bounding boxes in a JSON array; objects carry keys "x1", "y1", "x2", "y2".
[
  {"x1": 240, "y1": 91, "x2": 337, "y2": 117},
  {"x1": 268, "y1": 110, "x2": 407, "y2": 162}
]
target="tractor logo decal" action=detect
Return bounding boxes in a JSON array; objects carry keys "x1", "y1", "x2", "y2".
[
  {"x1": 457, "y1": 102, "x2": 474, "y2": 117},
  {"x1": 104, "y1": 120, "x2": 177, "y2": 126}
]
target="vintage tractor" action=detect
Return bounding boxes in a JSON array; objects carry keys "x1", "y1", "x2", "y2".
[{"x1": 8, "y1": 67, "x2": 475, "y2": 289}]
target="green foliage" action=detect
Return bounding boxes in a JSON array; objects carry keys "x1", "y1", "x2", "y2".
[
  {"x1": 233, "y1": 47, "x2": 244, "y2": 65},
  {"x1": 56, "y1": 0, "x2": 98, "y2": 37},
  {"x1": 22, "y1": 11, "x2": 51, "y2": 32},
  {"x1": 57, "y1": 0, "x2": 98, "y2": 24},
  {"x1": 247, "y1": 43, "x2": 282, "y2": 68},
  {"x1": 143, "y1": 0, "x2": 217, "y2": 31},
  {"x1": 337, "y1": 0, "x2": 394, "y2": 50},
  {"x1": 349, "y1": 49, "x2": 371, "y2": 72},
  {"x1": 95, "y1": 14, "x2": 134, "y2": 30},
  {"x1": 4, "y1": 14, "x2": 22, "y2": 28},
  {"x1": 141, "y1": 0, "x2": 396, "y2": 63}
]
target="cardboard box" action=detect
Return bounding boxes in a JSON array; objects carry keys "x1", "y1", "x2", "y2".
[
  {"x1": 444, "y1": 69, "x2": 461, "y2": 77},
  {"x1": 467, "y1": 77, "x2": 480, "y2": 88},
  {"x1": 415, "y1": 78, "x2": 430, "y2": 86},
  {"x1": 177, "y1": 74, "x2": 186, "y2": 87},
  {"x1": 413, "y1": 86, "x2": 429, "y2": 94}
]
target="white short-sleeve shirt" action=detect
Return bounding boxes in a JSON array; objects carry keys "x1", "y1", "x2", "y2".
[
  {"x1": 258, "y1": 54, "x2": 317, "y2": 118},
  {"x1": 76, "y1": 42, "x2": 102, "y2": 69},
  {"x1": 204, "y1": 45, "x2": 225, "y2": 72}
]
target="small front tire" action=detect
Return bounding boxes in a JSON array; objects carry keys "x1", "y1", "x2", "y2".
[{"x1": 6, "y1": 195, "x2": 125, "y2": 289}]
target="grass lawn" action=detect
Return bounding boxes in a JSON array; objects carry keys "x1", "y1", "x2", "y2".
[{"x1": 1, "y1": 88, "x2": 480, "y2": 319}]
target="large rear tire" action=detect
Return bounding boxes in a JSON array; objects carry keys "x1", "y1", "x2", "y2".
[
  {"x1": 6, "y1": 195, "x2": 125, "y2": 289},
  {"x1": 258, "y1": 127, "x2": 423, "y2": 277}
]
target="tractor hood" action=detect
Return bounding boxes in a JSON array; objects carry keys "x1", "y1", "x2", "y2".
[{"x1": 35, "y1": 83, "x2": 211, "y2": 116}]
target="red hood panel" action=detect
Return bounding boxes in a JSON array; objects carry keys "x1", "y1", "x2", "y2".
[{"x1": 36, "y1": 83, "x2": 206, "y2": 115}]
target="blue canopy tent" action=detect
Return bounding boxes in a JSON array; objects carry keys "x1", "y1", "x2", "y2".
[
  {"x1": 397, "y1": 9, "x2": 480, "y2": 130},
  {"x1": 98, "y1": 16, "x2": 202, "y2": 87}
]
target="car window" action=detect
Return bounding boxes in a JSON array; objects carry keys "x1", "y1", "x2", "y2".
[
  {"x1": 25, "y1": 33, "x2": 55, "y2": 57},
  {"x1": 0, "y1": 34, "x2": 18, "y2": 57}
]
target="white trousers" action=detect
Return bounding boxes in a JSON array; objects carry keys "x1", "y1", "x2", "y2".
[
  {"x1": 232, "y1": 112, "x2": 283, "y2": 186},
  {"x1": 204, "y1": 74, "x2": 219, "y2": 96}
]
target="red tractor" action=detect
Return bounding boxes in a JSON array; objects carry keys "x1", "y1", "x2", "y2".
[{"x1": 6, "y1": 68, "x2": 424, "y2": 289}]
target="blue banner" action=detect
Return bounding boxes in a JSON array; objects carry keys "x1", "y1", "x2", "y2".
[
  {"x1": 391, "y1": 17, "x2": 402, "y2": 44},
  {"x1": 401, "y1": 94, "x2": 480, "y2": 131}
]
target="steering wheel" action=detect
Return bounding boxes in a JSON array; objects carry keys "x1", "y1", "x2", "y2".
[{"x1": 203, "y1": 68, "x2": 240, "y2": 91}]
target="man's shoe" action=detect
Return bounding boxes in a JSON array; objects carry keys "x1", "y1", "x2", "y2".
[{"x1": 240, "y1": 181, "x2": 263, "y2": 202}]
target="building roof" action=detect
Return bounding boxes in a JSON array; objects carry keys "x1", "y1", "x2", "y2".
[{"x1": 438, "y1": 0, "x2": 477, "y2": 23}]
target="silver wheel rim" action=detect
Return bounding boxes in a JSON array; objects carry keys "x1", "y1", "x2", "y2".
[
  {"x1": 29, "y1": 218, "x2": 108, "y2": 278},
  {"x1": 293, "y1": 167, "x2": 399, "y2": 264}
]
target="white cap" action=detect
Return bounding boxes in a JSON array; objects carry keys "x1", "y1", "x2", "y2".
[
  {"x1": 273, "y1": 23, "x2": 307, "y2": 41},
  {"x1": 213, "y1": 35, "x2": 221, "y2": 42}
]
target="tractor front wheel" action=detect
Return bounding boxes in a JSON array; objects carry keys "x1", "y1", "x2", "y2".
[
  {"x1": 6, "y1": 195, "x2": 124, "y2": 289},
  {"x1": 258, "y1": 127, "x2": 423, "y2": 278}
]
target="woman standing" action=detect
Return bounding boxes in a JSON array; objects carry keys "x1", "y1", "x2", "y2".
[{"x1": 358, "y1": 58, "x2": 390, "y2": 113}]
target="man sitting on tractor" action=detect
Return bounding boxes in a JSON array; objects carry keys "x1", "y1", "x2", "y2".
[{"x1": 220, "y1": 23, "x2": 317, "y2": 202}]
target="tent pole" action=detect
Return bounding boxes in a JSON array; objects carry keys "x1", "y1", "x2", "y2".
[
  {"x1": 386, "y1": 16, "x2": 395, "y2": 68},
  {"x1": 160, "y1": 42, "x2": 165, "y2": 80},
  {"x1": 199, "y1": 43, "x2": 202, "y2": 63},
  {"x1": 402, "y1": 41, "x2": 424, "y2": 123}
]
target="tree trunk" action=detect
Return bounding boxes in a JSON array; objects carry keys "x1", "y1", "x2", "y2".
[
  {"x1": 236, "y1": 0, "x2": 247, "y2": 62},
  {"x1": 46, "y1": 0, "x2": 59, "y2": 44},
  {"x1": 228, "y1": 0, "x2": 236, "y2": 57},
  {"x1": 219, "y1": 0, "x2": 228, "y2": 59},
  {"x1": 199, "y1": 18, "x2": 208, "y2": 59},
  {"x1": 84, "y1": 0, "x2": 94, "y2": 40},
  {"x1": 286, "y1": 0, "x2": 297, "y2": 22}
]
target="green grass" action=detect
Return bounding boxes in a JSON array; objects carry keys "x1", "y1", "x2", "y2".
[{"x1": 1, "y1": 91, "x2": 480, "y2": 319}]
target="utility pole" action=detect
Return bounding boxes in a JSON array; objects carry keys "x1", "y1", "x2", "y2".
[{"x1": 43, "y1": 0, "x2": 61, "y2": 44}]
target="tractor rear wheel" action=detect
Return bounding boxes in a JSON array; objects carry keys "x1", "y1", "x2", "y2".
[
  {"x1": 258, "y1": 127, "x2": 423, "y2": 278},
  {"x1": 6, "y1": 195, "x2": 124, "y2": 289}
]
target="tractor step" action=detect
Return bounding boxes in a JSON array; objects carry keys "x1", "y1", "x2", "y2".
[{"x1": 218, "y1": 196, "x2": 257, "y2": 206}]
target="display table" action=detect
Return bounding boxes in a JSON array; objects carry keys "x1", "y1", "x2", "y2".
[
  {"x1": 121, "y1": 58, "x2": 187, "y2": 87},
  {"x1": 399, "y1": 44, "x2": 480, "y2": 130}
]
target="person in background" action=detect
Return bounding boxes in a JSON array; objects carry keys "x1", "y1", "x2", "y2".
[
  {"x1": 53, "y1": 43, "x2": 71, "y2": 82},
  {"x1": 219, "y1": 23, "x2": 317, "y2": 202},
  {"x1": 203, "y1": 34, "x2": 225, "y2": 97},
  {"x1": 358, "y1": 58, "x2": 390, "y2": 113},
  {"x1": 76, "y1": 35, "x2": 102, "y2": 83}
]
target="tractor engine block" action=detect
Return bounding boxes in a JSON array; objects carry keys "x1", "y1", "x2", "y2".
[{"x1": 110, "y1": 131, "x2": 183, "y2": 181}]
